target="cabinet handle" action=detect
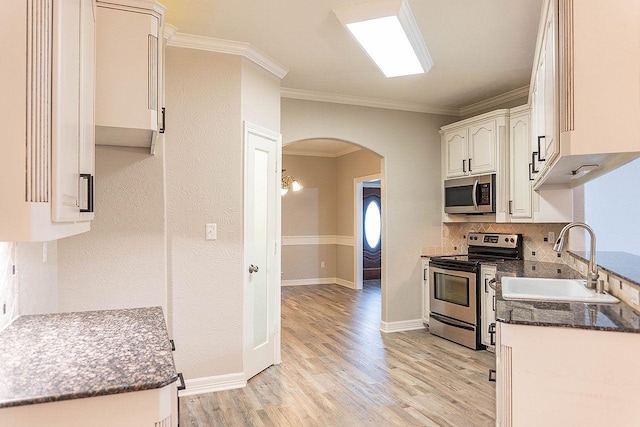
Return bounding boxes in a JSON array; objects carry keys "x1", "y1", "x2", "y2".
[
  {"x1": 424, "y1": 268, "x2": 428, "y2": 281},
  {"x1": 531, "y1": 151, "x2": 539, "y2": 173},
  {"x1": 488, "y1": 369, "x2": 496, "y2": 382},
  {"x1": 488, "y1": 323, "x2": 496, "y2": 346},
  {"x1": 177, "y1": 372, "x2": 186, "y2": 391},
  {"x1": 508, "y1": 200, "x2": 513, "y2": 215},
  {"x1": 529, "y1": 162, "x2": 534, "y2": 181},
  {"x1": 484, "y1": 277, "x2": 488, "y2": 293},
  {"x1": 493, "y1": 295, "x2": 496, "y2": 312},
  {"x1": 468, "y1": 158, "x2": 472, "y2": 172},
  {"x1": 170, "y1": 339, "x2": 176, "y2": 351},
  {"x1": 79, "y1": 174, "x2": 94, "y2": 213},
  {"x1": 159, "y1": 107, "x2": 166, "y2": 133},
  {"x1": 537, "y1": 135, "x2": 546, "y2": 161},
  {"x1": 462, "y1": 159, "x2": 466, "y2": 173}
]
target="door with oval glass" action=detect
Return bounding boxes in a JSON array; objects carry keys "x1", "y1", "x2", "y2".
[
  {"x1": 363, "y1": 185, "x2": 381, "y2": 280},
  {"x1": 243, "y1": 122, "x2": 281, "y2": 380}
]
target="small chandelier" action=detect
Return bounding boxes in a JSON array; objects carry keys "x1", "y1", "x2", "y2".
[{"x1": 281, "y1": 170, "x2": 303, "y2": 196}]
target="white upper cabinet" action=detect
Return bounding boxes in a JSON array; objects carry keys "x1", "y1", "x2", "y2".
[
  {"x1": 530, "y1": 0, "x2": 640, "y2": 189},
  {"x1": 441, "y1": 111, "x2": 504, "y2": 179},
  {"x1": 507, "y1": 106, "x2": 572, "y2": 224},
  {"x1": 468, "y1": 121, "x2": 497, "y2": 175},
  {"x1": 443, "y1": 129, "x2": 468, "y2": 178},
  {"x1": 0, "y1": 0, "x2": 95, "y2": 242},
  {"x1": 95, "y1": 0, "x2": 165, "y2": 154},
  {"x1": 508, "y1": 107, "x2": 533, "y2": 220}
]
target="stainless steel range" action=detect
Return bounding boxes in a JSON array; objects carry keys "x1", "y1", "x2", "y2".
[{"x1": 429, "y1": 232, "x2": 523, "y2": 350}]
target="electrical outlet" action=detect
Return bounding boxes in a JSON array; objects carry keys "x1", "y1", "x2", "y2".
[
  {"x1": 548, "y1": 232, "x2": 555, "y2": 243},
  {"x1": 42, "y1": 242, "x2": 47, "y2": 263},
  {"x1": 321, "y1": 261, "x2": 325, "y2": 268},
  {"x1": 205, "y1": 223, "x2": 217, "y2": 240},
  {"x1": 631, "y1": 288, "x2": 640, "y2": 306}
]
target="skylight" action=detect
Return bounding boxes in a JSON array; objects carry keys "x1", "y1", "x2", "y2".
[{"x1": 334, "y1": 0, "x2": 433, "y2": 78}]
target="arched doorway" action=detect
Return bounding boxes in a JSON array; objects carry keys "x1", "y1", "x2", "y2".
[{"x1": 280, "y1": 138, "x2": 384, "y2": 298}]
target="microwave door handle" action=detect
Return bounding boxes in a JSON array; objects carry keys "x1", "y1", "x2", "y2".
[{"x1": 472, "y1": 179, "x2": 479, "y2": 210}]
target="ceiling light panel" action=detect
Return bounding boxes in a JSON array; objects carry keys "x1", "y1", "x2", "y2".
[{"x1": 334, "y1": 0, "x2": 433, "y2": 78}]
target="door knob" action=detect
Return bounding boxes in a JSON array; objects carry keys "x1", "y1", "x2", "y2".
[{"x1": 249, "y1": 265, "x2": 259, "y2": 273}]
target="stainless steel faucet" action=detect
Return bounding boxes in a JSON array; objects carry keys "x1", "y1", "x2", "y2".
[{"x1": 553, "y1": 222, "x2": 602, "y2": 293}]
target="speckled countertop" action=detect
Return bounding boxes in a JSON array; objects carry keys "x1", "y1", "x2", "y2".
[
  {"x1": 494, "y1": 261, "x2": 640, "y2": 333},
  {"x1": 0, "y1": 307, "x2": 178, "y2": 409}
]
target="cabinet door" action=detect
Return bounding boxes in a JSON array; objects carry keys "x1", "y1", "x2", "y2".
[
  {"x1": 95, "y1": 5, "x2": 160, "y2": 134},
  {"x1": 542, "y1": 7, "x2": 557, "y2": 164},
  {"x1": 468, "y1": 120, "x2": 497, "y2": 175},
  {"x1": 444, "y1": 129, "x2": 468, "y2": 178},
  {"x1": 480, "y1": 266, "x2": 496, "y2": 347},
  {"x1": 52, "y1": 0, "x2": 82, "y2": 222},
  {"x1": 422, "y1": 259, "x2": 430, "y2": 325},
  {"x1": 531, "y1": 62, "x2": 545, "y2": 177},
  {"x1": 509, "y1": 112, "x2": 532, "y2": 220},
  {"x1": 79, "y1": 0, "x2": 95, "y2": 220}
]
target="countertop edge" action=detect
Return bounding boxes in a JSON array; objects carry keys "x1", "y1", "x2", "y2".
[{"x1": 0, "y1": 375, "x2": 179, "y2": 409}]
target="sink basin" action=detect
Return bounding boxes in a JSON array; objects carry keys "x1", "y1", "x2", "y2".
[{"x1": 501, "y1": 277, "x2": 619, "y2": 304}]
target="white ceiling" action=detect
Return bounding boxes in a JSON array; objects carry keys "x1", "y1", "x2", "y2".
[
  {"x1": 162, "y1": 0, "x2": 543, "y2": 114},
  {"x1": 283, "y1": 139, "x2": 363, "y2": 157}
]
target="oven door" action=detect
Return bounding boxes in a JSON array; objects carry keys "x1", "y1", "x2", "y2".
[{"x1": 429, "y1": 266, "x2": 477, "y2": 325}]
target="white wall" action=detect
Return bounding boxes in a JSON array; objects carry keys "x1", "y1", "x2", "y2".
[
  {"x1": 583, "y1": 158, "x2": 640, "y2": 255},
  {"x1": 57, "y1": 144, "x2": 167, "y2": 313},
  {"x1": 281, "y1": 98, "x2": 452, "y2": 323},
  {"x1": 165, "y1": 48, "x2": 281, "y2": 380}
]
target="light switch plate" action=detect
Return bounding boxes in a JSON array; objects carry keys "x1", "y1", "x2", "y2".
[
  {"x1": 205, "y1": 223, "x2": 217, "y2": 240},
  {"x1": 631, "y1": 288, "x2": 640, "y2": 306}
]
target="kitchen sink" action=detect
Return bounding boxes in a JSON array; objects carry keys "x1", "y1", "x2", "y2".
[{"x1": 501, "y1": 277, "x2": 619, "y2": 304}]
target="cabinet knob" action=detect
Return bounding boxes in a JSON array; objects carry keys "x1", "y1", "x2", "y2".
[{"x1": 249, "y1": 264, "x2": 259, "y2": 274}]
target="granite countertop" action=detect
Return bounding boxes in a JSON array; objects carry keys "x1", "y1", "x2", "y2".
[
  {"x1": 494, "y1": 261, "x2": 640, "y2": 333},
  {"x1": 0, "y1": 307, "x2": 178, "y2": 409}
]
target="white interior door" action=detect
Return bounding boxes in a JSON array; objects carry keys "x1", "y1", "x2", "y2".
[{"x1": 243, "y1": 122, "x2": 281, "y2": 380}]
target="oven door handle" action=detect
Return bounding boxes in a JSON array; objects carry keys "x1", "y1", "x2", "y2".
[
  {"x1": 472, "y1": 179, "x2": 479, "y2": 210},
  {"x1": 430, "y1": 313, "x2": 475, "y2": 331}
]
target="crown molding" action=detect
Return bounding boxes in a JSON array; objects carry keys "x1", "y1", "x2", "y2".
[
  {"x1": 459, "y1": 85, "x2": 529, "y2": 117},
  {"x1": 165, "y1": 29, "x2": 288, "y2": 79},
  {"x1": 281, "y1": 88, "x2": 459, "y2": 116},
  {"x1": 283, "y1": 145, "x2": 362, "y2": 158}
]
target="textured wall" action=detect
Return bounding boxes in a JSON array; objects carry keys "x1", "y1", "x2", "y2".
[
  {"x1": 335, "y1": 149, "x2": 381, "y2": 284},
  {"x1": 165, "y1": 47, "x2": 286, "y2": 380},
  {"x1": 281, "y1": 155, "x2": 336, "y2": 237},
  {"x1": 281, "y1": 99, "x2": 451, "y2": 323},
  {"x1": 57, "y1": 144, "x2": 167, "y2": 313}
]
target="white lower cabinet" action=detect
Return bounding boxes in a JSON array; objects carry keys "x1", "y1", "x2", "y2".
[
  {"x1": 421, "y1": 257, "x2": 430, "y2": 326},
  {"x1": 480, "y1": 265, "x2": 496, "y2": 349},
  {"x1": 496, "y1": 322, "x2": 640, "y2": 427},
  {"x1": 0, "y1": 383, "x2": 177, "y2": 427}
]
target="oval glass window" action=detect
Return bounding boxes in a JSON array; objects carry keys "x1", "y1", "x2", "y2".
[{"x1": 364, "y1": 201, "x2": 381, "y2": 249}]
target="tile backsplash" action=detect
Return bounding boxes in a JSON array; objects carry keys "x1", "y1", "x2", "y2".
[{"x1": 443, "y1": 222, "x2": 569, "y2": 262}]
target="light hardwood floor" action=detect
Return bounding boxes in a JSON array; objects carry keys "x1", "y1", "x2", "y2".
[{"x1": 180, "y1": 282, "x2": 496, "y2": 426}]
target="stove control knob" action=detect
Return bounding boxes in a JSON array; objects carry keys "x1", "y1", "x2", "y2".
[
  {"x1": 504, "y1": 238, "x2": 509, "y2": 242},
  {"x1": 510, "y1": 238, "x2": 515, "y2": 243}
]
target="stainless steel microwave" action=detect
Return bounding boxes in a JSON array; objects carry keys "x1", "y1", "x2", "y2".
[{"x1": 444, "y1": 174, "x2": 496, "y2": 214}]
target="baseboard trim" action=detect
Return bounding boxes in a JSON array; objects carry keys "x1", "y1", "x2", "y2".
[
  {"x1": 282, "y1": 277, "x2": 355, "y2": 288},
  {"x1": 178, "y1": 372, "x2": 246, "y2": 397},
  {"x1": 380, "y1": 319, "x2": 426, "y2": 333},
  {"x1": 335, "y1": 277, "x2": 356, "y2": 289}
]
